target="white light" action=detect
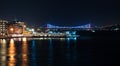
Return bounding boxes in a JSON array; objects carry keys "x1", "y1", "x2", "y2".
[
  {"x1": 12, "y1": 34, "x2": 23, "y2": 37},
  {"x1": 44, "y1": 34, "x2": 47, "y2": 36},
  {"x1": 22, "y1": 37, "x2": 26, "y2": 41},
  {"x1": 48, "y1": 34, "x2": 51, "y2": 36},
  {"x1": 66, "y1": 31, "x2": 70, "y2": 34},
  {"x1": 31, "y1": 29, "x2": 34, "y2": 32},
  {"x1": 92, "y1": 30, "x2": 95, "y2": 32}
]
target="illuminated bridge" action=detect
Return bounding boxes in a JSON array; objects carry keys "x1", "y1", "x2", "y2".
[
  {"x1": 41, "y1": 23, "x2": 96, "y2": 31},
  {"x1": 46, "y1": 23, "x2": 91, "y2": 29},
  {"x1": 43, "y1": 24, "x2": 92, "y2": 29},
  {"x1": 40, "y1": 23, "x2": 98, "y2": 31}
]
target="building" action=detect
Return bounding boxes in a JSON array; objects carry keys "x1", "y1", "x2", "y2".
[
  {"x1": 16, "y1": 21, "x2": 26, "y2": 33},
  {"x1": 7, "y1": 22, "x2": 23, "y2": 35},
  {"x1": 7, "y1": 21, "x2": 30, "y2": 36},
  {"x1": 0, "y1": 20, "x2": 8, "y2": 35}
]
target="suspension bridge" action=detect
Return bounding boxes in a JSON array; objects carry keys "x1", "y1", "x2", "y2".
[{"x1": 40, "y1": 23, "x2": 97, "y2": 31}]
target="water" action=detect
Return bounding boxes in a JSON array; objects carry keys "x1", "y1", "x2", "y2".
[{"x1": 0, "y1": 36, "x2": 115, "y2": 66}]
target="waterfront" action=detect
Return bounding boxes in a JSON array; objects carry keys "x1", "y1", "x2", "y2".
[{"x1": 0, "y1": 34, "x2": 116, "y2": 66}]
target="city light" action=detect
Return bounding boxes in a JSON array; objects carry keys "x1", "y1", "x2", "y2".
[
  {"x1": 10, "y1": 28, "x2": 14, "y2": 31},
  {"x1": 23, "y1": 25, "x2": 26, "y2": 28},
  {"x1": 23, "y1": 37, "x2": 27, "y2": 41}
]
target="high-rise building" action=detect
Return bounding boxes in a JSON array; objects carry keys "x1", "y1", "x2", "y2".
[{"x1": 0, "y1": 20, "x2": 8, "y2": 35}]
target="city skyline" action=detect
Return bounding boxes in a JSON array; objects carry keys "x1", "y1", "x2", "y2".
[{"x1": 0, "y1": 0, "x2": 120, "y2": 26}]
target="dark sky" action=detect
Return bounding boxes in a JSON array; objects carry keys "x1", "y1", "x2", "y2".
[{"x1": 0, "y1": 0, "x2": 120, "y2": 26}]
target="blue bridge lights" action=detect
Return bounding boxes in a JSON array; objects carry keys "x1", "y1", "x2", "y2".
[{"x1": 46, "y1": 23, "x2": 91, "y2": 29}]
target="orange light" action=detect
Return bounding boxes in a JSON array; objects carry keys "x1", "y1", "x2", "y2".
[
  {"x1": 10, "y1": 28, "x2": 14, "y2": 31},
  {"x1": 24, "y1": 25, "x2": 26, "y2": 28}
]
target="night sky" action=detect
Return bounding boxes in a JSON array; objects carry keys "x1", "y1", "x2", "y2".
[{"x1": 0, "y1": 0, "x2": 120, "y2": 26}]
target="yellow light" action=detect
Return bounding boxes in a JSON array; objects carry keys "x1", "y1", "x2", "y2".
[
  {"x1": 10, "y1": 39, "x2": 14, "y2": 44},
  {"x1": 10, "y1": 28, "x2": 14, "y2": 31},
  {"x1": 22, "y1": 37, "x2": 28, "y2": 66},
  {"x1": 8, "y1": 39, "x2": 16, "y2": 66},
  {"x1": 22, "y1": 37, "x2": 26, "y2": 42}
]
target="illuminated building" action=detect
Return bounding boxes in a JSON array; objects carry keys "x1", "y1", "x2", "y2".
[
  {"x1": 8, "y1": 39, "x2": 16, "y2": 66},
  {"x1": 16, "y1": 21, "x2": 32, "y2": 35},
  {"x1": 6, "y1": 21, "x2": 31, "y2": 36},
  {"x1": 36, "y1": 28, "x2": 41, "y2": 33},
  {"x1": 0, "y1": 39, "x2": 7, "y2": 66},
  {"x1": 0, "y1": 20, "x2": 8, "y2": 35},
  {"x1": 7, "y1": 22, "x2": 23, "y2": 36},
  {"x1": 16, "y1": 21, "x2": 26, "y2": 32}
]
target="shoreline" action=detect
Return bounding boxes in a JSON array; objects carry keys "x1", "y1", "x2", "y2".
[{"x1": 0, "y1": 35, "x2": 78, "y2": 39}]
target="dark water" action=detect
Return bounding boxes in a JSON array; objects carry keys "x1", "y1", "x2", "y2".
[{"x1": 0, "y1": 36, "x2": 115, "y2": 66}]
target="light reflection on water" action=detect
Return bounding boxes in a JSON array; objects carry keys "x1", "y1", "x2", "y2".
[
  {"x1": 22, "y1": 37, "x2": 28, "y2": 66},
  {"x1": 0, "y1": 39, "x2": 7, "y2": 66},
  {"x1": 73, "y1": 37, "x2": 77, "y2": 65},
  {"x1": 31, "y1": 40, "x2": 36, "y2": 66},
  {"x1": 66, "y1": 38, "x2": 71, "y2": 66},
  {"x1": 0, "y1": 37, "x2": 77, "y2": 66},
  {"x1": 0, "y1": 36, "x2": 115, "y2": 66},
  {"x1": 8, "y1": 39, "x2": 16, "y2": 66},
  {"x1": 7, "y1": 37, "x2": 28, "y2": 66},
  {"x1": 66, "y1": 38, "x2": 77, "y2": 66},
  {"x1": 48, "y1": 38, "x2": 53, "y2": 66}
]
